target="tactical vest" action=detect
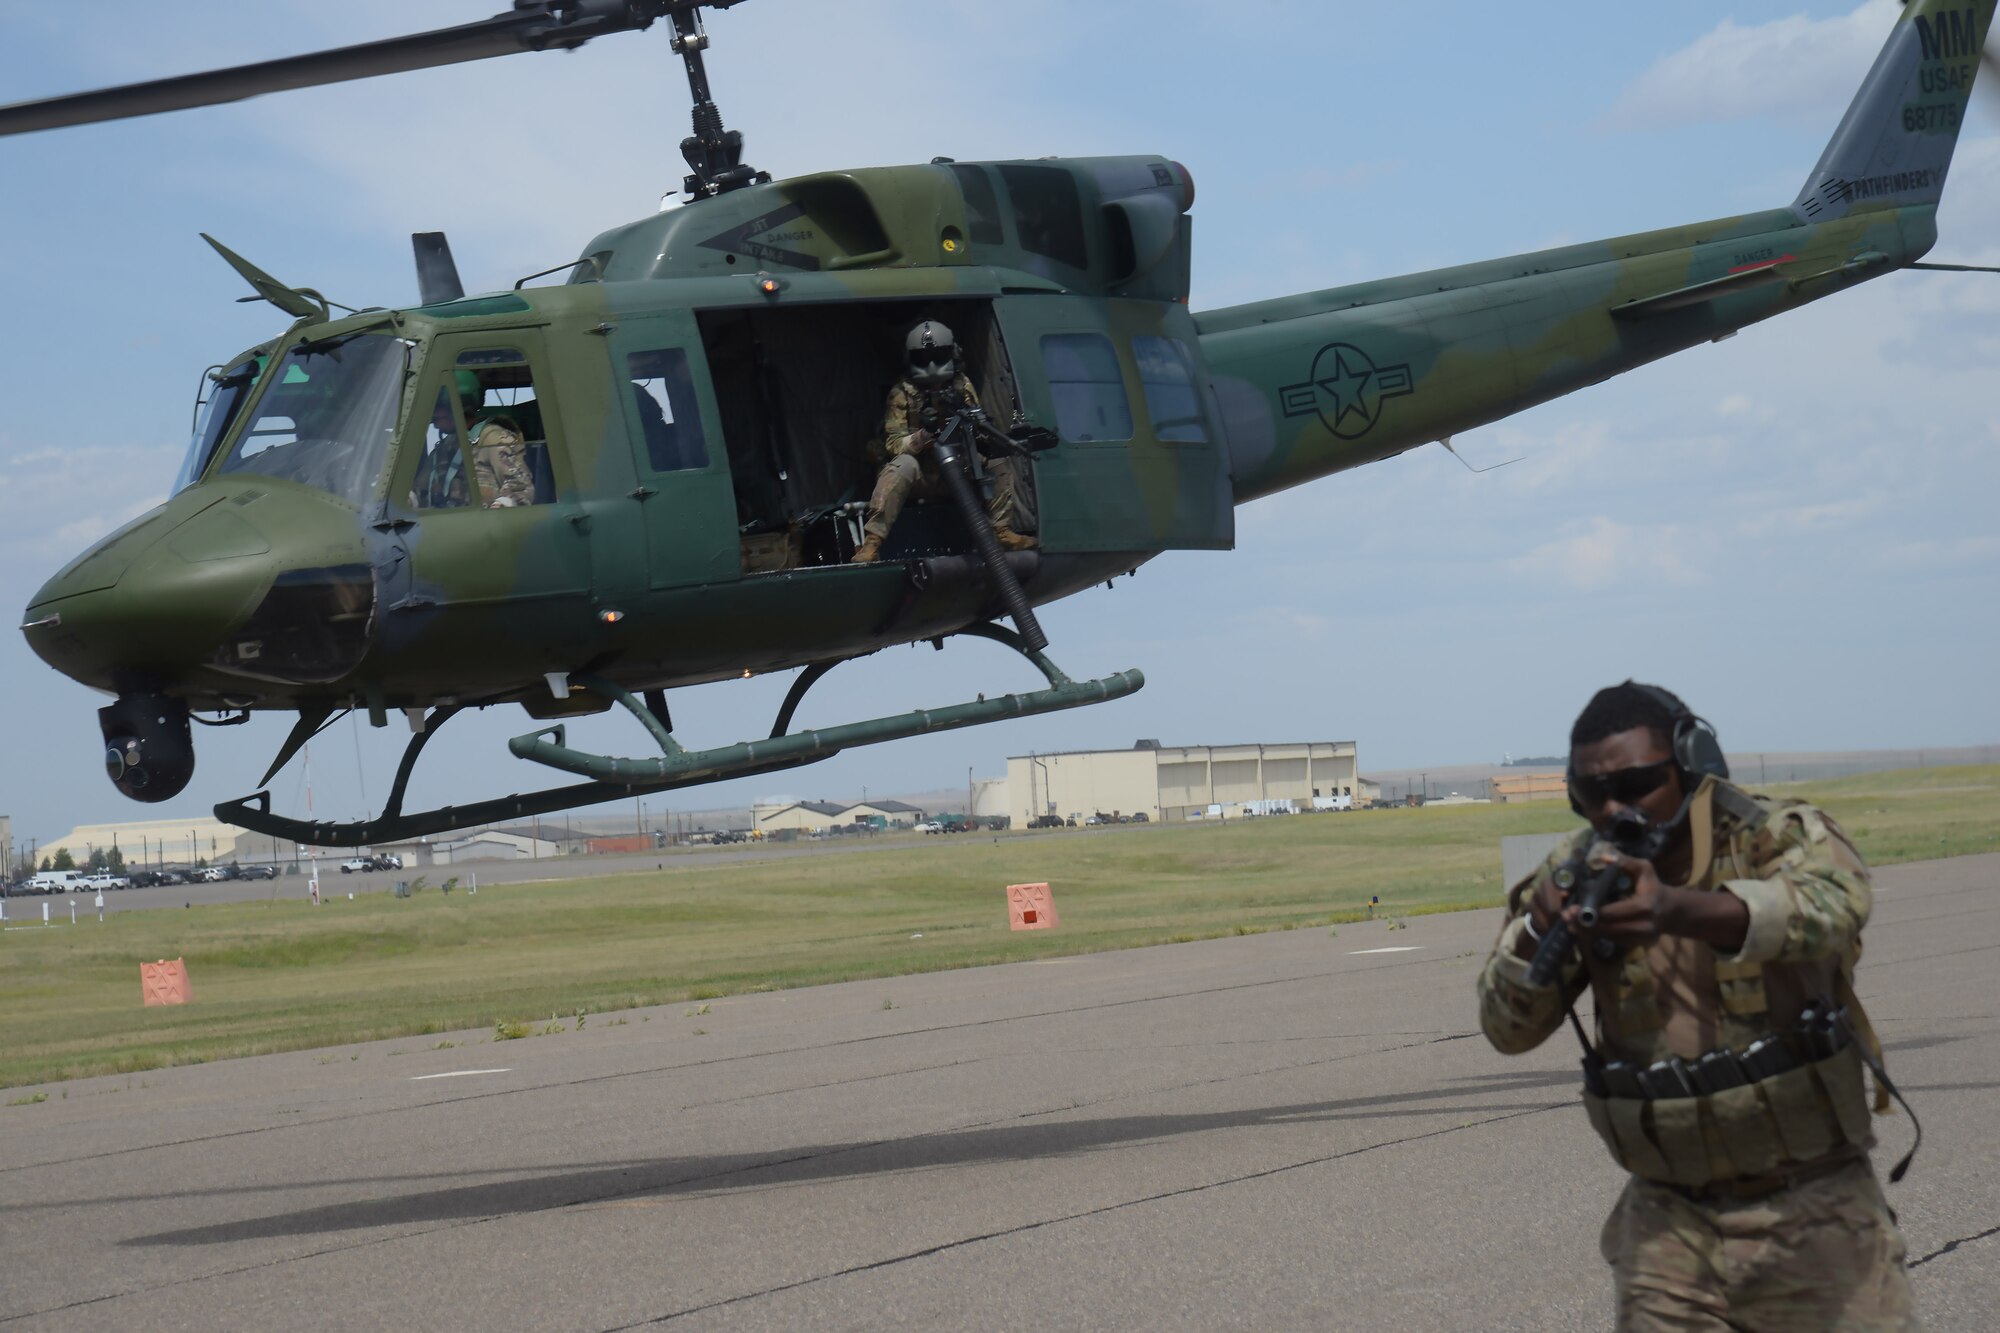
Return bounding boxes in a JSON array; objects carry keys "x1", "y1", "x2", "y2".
[{"x1": 1572, "y1": 780, "x2": 1889, "y2": 1189}]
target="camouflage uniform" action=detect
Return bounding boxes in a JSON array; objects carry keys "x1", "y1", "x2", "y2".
[
  {"x1": 470, "y1": 416, "x2": 535, "y2": 509},
  {"x1": 1477, "y1": 777, "x2": 1918, "y2": 1331},
  {"x1": 865, "y1": 374, "x2": 1023, "y2": 542}
]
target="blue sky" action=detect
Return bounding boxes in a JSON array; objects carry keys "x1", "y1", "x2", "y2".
[{"x1": 2, "y1": 1, "x2": 1996, "y2": 849}]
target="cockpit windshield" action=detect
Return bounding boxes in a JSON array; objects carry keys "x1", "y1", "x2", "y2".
[
  {"x1": 173, "y1": 355, "x2": 263, "y2": 495},
  {"x1": 217, "y1": 334, "x2": 407, "y2": 507}
]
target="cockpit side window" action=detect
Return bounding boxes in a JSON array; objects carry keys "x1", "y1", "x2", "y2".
[
  {"x1": 453, "y1": 348, "x2": 556, "y2": 507},
  {"x1": 175, "y1": 355, "x2": 263, "y2": 494}
]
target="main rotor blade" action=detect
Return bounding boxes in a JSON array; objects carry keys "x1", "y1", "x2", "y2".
[{"x1": 0, "y1": 2, "x2": 661, "y2": 137}]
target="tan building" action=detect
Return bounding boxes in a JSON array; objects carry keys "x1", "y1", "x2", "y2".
[
  {"x1": 1492, "y1": 772, "x2": 1569, "y2": 804},
  {"x1": 843, "y1": 800, "x2": 924, "y2": 828},
  {"x1": 43, "y1": 816, "x2": 272, "y2": 869},
  {"x1": 752, "y1": 800, "x2": 851, "y2": 834},
  {"x1": 1008, "y1": 741, "x2": 1360, "y2": 825},
  {"x1": 377, "y1": 830, "x2": 564, "y2": 865}
]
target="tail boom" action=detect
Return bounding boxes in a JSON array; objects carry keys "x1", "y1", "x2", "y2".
[{"x1": 1198, "y1": 204, "x2": 1936, "y2": 505}]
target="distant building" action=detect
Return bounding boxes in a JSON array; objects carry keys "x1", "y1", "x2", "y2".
[
  {"x1": 1492, "y1": 773, "x2": 1569, "y2": 804},
  {"x1": 843, "y1": 800, "x2": 924, "y2": 828},
  {"x1": 1008, "y1": 741, "x2": 1360, "y2": 825},
  {"x1": 376, "y1": 830, "x2": 564, "y2": 865},
  {"x1": 752, "y1": 800, "x2": 851, "y2": 834},
  {"x1": 44, "y1": 816, "x2": 271, "y2": 868}
]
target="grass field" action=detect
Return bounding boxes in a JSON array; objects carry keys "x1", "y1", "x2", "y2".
[{"x1": 3, "y1": 765, "x2": 1995, "y2": 1089}]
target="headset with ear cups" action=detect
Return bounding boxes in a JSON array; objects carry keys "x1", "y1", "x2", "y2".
[{"x1": 1567, "y1": 683, "x2": 1729, "y2": 816}]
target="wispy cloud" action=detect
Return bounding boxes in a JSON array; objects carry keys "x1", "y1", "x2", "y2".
[
  {"x1": 1608, "y1": 1, "x2": 1897, "y2": 132},
  {"x1": 1508, "y1": 517, "x2": 1704, "y2": 591}
]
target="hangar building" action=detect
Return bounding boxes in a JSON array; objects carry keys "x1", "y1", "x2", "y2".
[{"x1": 1008, "y1": 741, "x2": 1359, "y2": 826}]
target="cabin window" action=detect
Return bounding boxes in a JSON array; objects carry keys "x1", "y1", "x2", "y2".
[
  {"x1": 1000, "y1": 165, "x2": 1088, "y2": 269},
  {"x1": 452, "y1": 347, "x2": 556, "y2": 506},
  {"x1": 950, "y1": 165, "x2": 1006, "y2": 247},
  {"x1": 1133, "y1": 335, "x2": 1208, "y2": 442},
  {"x1": 1040, "y1": 332, "x2": 1132, "y2": 442},
  {"x1": 627, "y1": 348, "x2": 710, "y2": 472}
]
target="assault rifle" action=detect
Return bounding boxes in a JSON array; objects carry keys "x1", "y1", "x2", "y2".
[{"x1": 1526, "y1": 807, "x2": 1666, "y2": 986}]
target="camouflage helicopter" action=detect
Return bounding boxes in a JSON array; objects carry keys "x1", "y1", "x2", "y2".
[{"x1": 11, "y1": 0, "x2": 1997, "y2": 849}]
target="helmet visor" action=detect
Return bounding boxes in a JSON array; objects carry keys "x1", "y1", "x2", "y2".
[{"x1": 910, "y1": 345, "x2": 955, "y2": 369}]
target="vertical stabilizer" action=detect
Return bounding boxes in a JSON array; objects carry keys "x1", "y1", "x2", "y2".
[{"x1": 1794, "y1": 0, "x2": 1995, "y2": 220}]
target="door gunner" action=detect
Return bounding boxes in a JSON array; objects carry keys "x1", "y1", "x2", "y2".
[{"x1": 852, "y1": 320, "x2": 1033, "y2": 563}]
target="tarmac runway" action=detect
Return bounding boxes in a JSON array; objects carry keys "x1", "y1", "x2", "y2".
[{"x1": 1, "y1": 854, "x2": 1993, "y2": 1330}]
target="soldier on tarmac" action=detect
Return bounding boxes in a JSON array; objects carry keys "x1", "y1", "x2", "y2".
[
  {"x1": 1477, "y1": 681, "x2": 1918, "y2": 1331},
  {"x1": 851, "y1": 319, "x2": 1033, "y2": 563}
]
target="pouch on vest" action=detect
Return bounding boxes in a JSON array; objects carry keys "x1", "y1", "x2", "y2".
[
  {"x1": 1706, "y1": 1079, "x2": 1786, "y2": 1179},
  {"x1": 1599, "y1": 1092, "x2": 1673, "y2": 1181},
  {"x1": 1812, "y1": 1043, "x2": 1873, "y2": 1148},
  {"x1": 1644, "y1": 1096, "x2": 1712, "y2": 1187}
]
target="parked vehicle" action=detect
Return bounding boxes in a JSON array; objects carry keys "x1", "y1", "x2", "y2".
[
  {"x1": 919, "y1": 821, "x2": 945, "y2": 835},
  {"x1": 238, "y1": 864, "x2": 280, "y2": 880},
  {"x1": 339, "y1": 857, "x2": 372, "y2": 874},
  {"x1": 27, "y1": 870, "x2": 84, "y2": 894}
]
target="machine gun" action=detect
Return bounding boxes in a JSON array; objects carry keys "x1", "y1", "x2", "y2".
[
  {"x1": 915, "y1": 384, "x2": 1058, "y2": 460},
  {"x1": 909, "y1": 384, "x2": 1060, "y2": 653},
  {"x1": 1526, "y1": 807, "x2": 1662, "y2": 986}
]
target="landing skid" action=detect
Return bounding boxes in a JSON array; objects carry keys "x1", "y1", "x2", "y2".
[{"x1": 216, "y1": 623, "x2": 1142, "y2": 848}]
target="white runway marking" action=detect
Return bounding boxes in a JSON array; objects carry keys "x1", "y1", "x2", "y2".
[
  {"x1": 411, "y1": 1068, "x2": 512, "y2": 1080},
  {"x1": 1348, "y1": 946, "x2": 1424, "y2": 955}
]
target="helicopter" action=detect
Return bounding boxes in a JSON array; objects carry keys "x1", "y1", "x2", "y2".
[{"x1": 11, "y1": 0, "x2": 1998, "y2": 849}]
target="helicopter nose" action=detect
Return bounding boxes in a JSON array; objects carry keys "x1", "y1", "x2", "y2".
[{"x1": 23, "y1": 504, "x2": 275, "y2": 692}]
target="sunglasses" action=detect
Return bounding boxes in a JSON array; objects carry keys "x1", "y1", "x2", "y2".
[{"x1": 1569, "y1": 760, "x2": 1675, "y2": 809}]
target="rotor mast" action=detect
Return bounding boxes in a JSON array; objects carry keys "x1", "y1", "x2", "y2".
[{"x1": 667, "y1": 2, "x2": 768, "y2": 198}]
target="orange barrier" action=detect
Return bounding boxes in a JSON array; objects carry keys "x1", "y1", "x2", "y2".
[
  {"x1": 140, "y1": 958, "x2": 191, "y2": 1007},
  {"x1": 1007, "y1": 882, "x2": 1058, "y2": 931}
]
